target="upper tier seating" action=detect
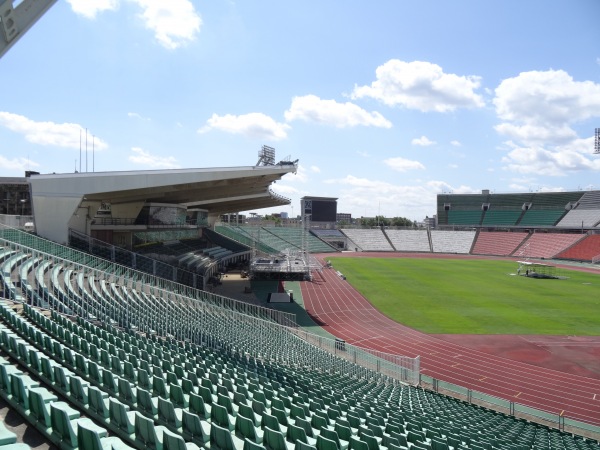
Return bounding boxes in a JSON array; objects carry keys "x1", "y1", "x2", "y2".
[
  {"x1": 340, "y1": 229, "x2": 394, "y2": 251},
  {"x1": 556, "y1": 210, "x2": 600, "y2": 228},
  {"x1": 430, "y1": 230, "x2": 476, "y2": 254},
  {"x1": 471, "y1": 232, "x2": 528, "y2": 256},
  {"x1": 573, "y1": 191, "x2": 600, "y2": 209},
  {"x1": 518, "y1": 209, "x2": 566, "y2": 226},
  {"x1": 447, "y1": 210, "x2": 483, "y2": 226},
  {"x1": 385, "y1": 230, "x2": 431, "y2": 252},
  {"x1": 481, "y1": 210, "x2": 522, "y2": 226}
]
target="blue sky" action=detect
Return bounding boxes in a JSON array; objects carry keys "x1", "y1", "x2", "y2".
[{"x1": 1, "y1": 0, "x2": 599, "y2": 221}]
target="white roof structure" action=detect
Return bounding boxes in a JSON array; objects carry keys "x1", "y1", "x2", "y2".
[{"x1": 29, "y1": 164, "x2": 297, "y2": 244}]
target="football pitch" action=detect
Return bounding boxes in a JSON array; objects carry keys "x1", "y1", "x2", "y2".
[{"x1": 328, "y1": 257, "x2": 600, "y2": 335}]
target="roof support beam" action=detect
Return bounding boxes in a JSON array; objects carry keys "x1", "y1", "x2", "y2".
[{"x1": 0, "y1": 0, "x2": 57, "y2": 59}]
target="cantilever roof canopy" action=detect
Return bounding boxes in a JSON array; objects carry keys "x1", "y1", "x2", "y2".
[{"x1": 28, "y1": 164, "x2": 297, "y2": 244}]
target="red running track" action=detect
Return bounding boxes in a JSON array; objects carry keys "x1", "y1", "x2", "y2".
[{"x1": 300, "y1": 254, "x2": 600, "y2": 427}]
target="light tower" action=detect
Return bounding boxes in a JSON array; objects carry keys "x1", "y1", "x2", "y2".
[
  {"x1": 595, "y1": 128, "x2": 600, "y2": 154},
  {"x1": 256, "y1": 145, "x2": 276, "y2": 166}
]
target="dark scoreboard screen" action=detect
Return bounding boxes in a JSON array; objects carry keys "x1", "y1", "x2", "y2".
[{"x1": 309, "y1": 200, "x2": 337, "y2": 222}]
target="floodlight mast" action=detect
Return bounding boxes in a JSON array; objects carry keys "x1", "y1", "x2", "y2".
[
  {"x1": 0, "y1": 0, "x2": 57, "y2": 59},
  {"x1": 256, "y1": 145, "x2": 276, "y2": 166},
  {"x1": 594, "y1": 128, "x2": 600, "y2": 154}
]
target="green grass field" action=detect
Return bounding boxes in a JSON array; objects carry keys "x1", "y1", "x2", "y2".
[{"x1": 329, "y1": 257, "x2": 600, "y2": 335}]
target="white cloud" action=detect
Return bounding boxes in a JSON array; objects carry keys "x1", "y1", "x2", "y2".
[
  {"x1": 323, "y1": 175, "x2": 472, "y2": 219},
  {"x1": 131, "y1": 0, "x2": 202, "y2": 49},
  {"x1": 411, "y1": 135, "x2": 435, "y2": 146},
  {"x1": 450, "y1": 140, "x2": 461, "y2": 147},
  {"x1": 127, "y1": 112, "x2": 151, "y2": 121},
  {"x1": 356, "y1": 150, "x2": 371, "y2": 157},
  {"x1": 449, "y1": 164, "x2": 458, "y2": 169},
  {"x1": 66, "y1": 0, "x2": 118, "y2": 18},
  {"x1": 384, "y1": 157, "x2": 426, "y2": 172},
  {"x1": 67, "y1": 0, "x2": 201, "y2": 49},
  {"x1": 284, "y1": 95, "x2": 392, "y2": 128},
  {"x1": 128, "y1": 147, "x2": 179, "y2": 168},
  {"x1": 494, "y1": 70, "x2": 600, "y2": 175},
  {"x1": 352, "y1": 59, "x2": 485, "y2": 112},
  {"x1": 494, "y1": 70, "x2": 600, "y2": 127},
  {"x1": 310, "y1": 166, "x2": 321, "y2": 173},
  {"x1": 270, "y1": 184, "x2": 299, "y2": 195},
  {"x1": 501, "y1": 142, "x2": 600, "y2": 176},
  {"x1": 282, "y1": 164, "x2": 309, "y2": 183},
  {"x1": 198, "y1": 113, "x2": 289, "y2": 141},
  {"x1": 0, "y1": 155, "x2": 39, "y2": 172},
  {"x1": 0, "y1": 112, "x2": 108, "y2": 150}
]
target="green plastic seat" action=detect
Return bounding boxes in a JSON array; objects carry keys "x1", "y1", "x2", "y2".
[
  {"x1": 311, "y1": 415, "x2": 328, "y2": 433},
  {"x1": 158, "y1": 396, "x2": 183, "y2": 429},
  {"x1": 190, "y1": 391, "x2": 210, "y2": 420},
  {"x1": 218, "y1": 392, "x2": 239, "y2": 416},
  {"x1": 163, "y1": 426, "x2": 201, "y2": 450},
  {"x1": 236, "y1": 414, "x2": 264, "y2": 444},
  {"x1": 50, "y1": 402, "x2": 86, "y2": 449},
  {"x1": 123, "y1": 360, "x2": 136, "y2": 382},
  {"x1": 136, "y1": 387, "x2": 158, "y2": 417},
  {"x1": 69, "y1": 375, "x2": 90, "y2": 405},
  {"x1": 170, "y1": 383, "x2": 189, "y2": 408},
  {"x1": 74, "y1": 353, "x2": 88, "y2": 375},
  {"x1": 287, "y1": 423, "x2": 316, "y2": 447},
  {"x1": 349, "y1": 437, "x2": 369, "y2": 450},
  {"x1": 211, "y1": 422, "x2": 245, "y2": 450},
  {"x1": 245, "y1": 437, "x2": 267, "y2": 450},
  {"x1": 137, "y1": 368, "x2": 152, "y2": 390},
  {"x1": 78, "y1": 419, "x2": 128, "y2": 450},
  {"x1": 316, "y1": 435, "x2": 339, "y2": 450},
  {"x1": 118, "y1": 377, "x2": 137, "y2": 405},
  {"x1": 238, "y1": 403, "x2": 260, "y2": 427},
  {"x1": 252, "y1": 399, "x2": 267, "y2": 417},
  {"x1": 134, "y1": 411, "x2": 169, "y2": 450},
  {"x1": 52, "y1": 366, "x2": 72, "y2": 395},
  {"x1": 181, "y1": 410, "x2": 210, "y2": 446},
  {"x1": 29, "y1": 388, "x2": 70, "y2": 430},
  {"x1": 88, "y1": 360, "x2": 102, "y2": 384},
  {"x1": 295, "y1": 440, "x2": 317, "y2": 450},
  {"x1": 10, "y1": 372, "x2": 42, "y2": 410},
  {"x1": 109, "y1": 397, "x2": 136, "y2": 436},
  {"x1": 181, "y1": 377, "x2": 195, "y2": 395},
  {"x1": 88, "y1": 386, "x2": 111, "y2": 420},
  {"x1": 290, "y1": 405, "x2": 306, "y2": 421},
  {"x1": 199, "y1": 385, "x2": 215, "y2": 405},
  {"x1": 320, "y1": 429, "x2": 348, "y2": 450},
  {"x1": 0, "y1": 364, "x2": 22, "y2": 396},
  {"x1": 361, "y1": 434, "x2": 381, "y2": 450},
  {"x1": 264, "y1": 426, "x2": 295, "y2": 450},
  {"x1": 212, "y1": 403, "x2": 235, "y2": 431},
  {"x1": 262, "y1": 413, "x2": 285, "y2": 434},
  {"x1": 102, "y1": 368, "x2": 118, "y2": 395},
  {"x1": 271, "y1": 407, "x2": 289, "y2": 429}
]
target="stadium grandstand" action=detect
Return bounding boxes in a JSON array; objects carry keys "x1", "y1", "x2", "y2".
[
  {"x1": 3, "y1": 176, "x2": 600, "y2": 447},
  {"x1": 3, "y1": 3, "x2": 600, "y2": 449}
]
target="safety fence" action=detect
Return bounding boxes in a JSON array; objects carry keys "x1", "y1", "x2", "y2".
[{"x1": 421, "y1": 374, "x2": 600, "y2": 438}]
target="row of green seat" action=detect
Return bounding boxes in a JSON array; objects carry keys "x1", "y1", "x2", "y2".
[{"x1": 0, "y1": 305, "x2": 133, "y2": 449}]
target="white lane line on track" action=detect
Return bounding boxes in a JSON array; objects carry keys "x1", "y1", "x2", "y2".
[{"x1": 351, "y1": 335, "x2": 384, "y2": 345}]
